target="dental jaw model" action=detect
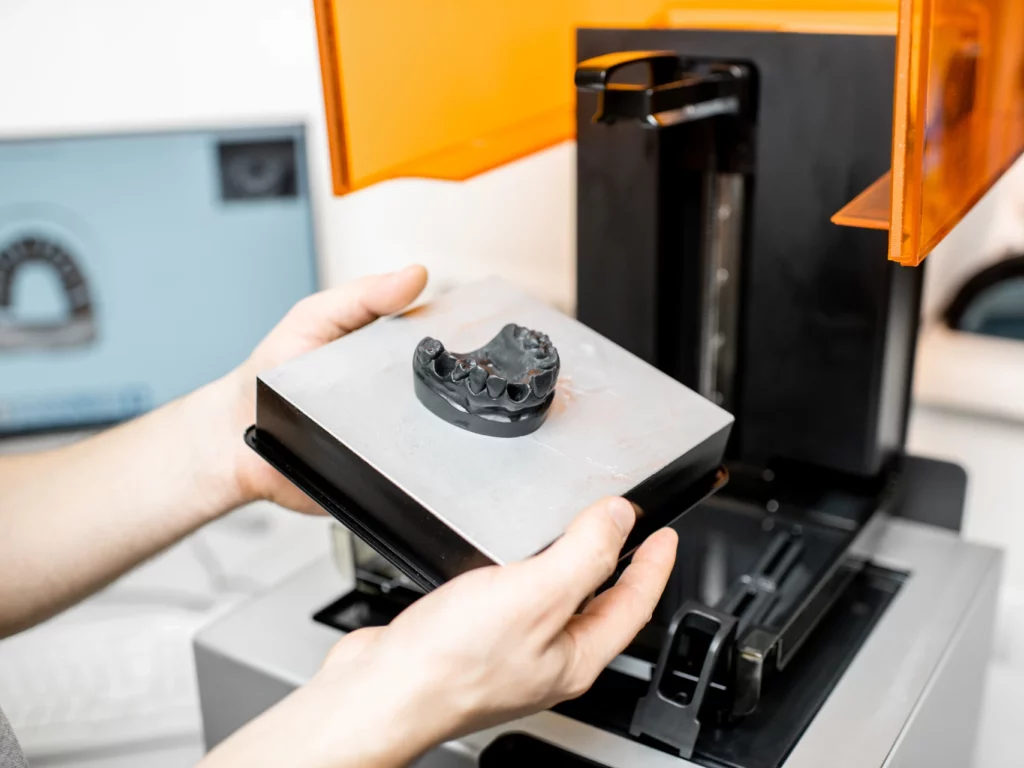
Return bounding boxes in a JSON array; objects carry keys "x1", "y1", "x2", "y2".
[{"x1": 413, "y1": 324, "x2": 560, "y2": 438}]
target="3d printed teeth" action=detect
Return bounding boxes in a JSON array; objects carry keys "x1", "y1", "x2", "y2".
[
  {"x1": 433, "y1": 352, "x2": 457, "y2": 378},
  {"x1": 413, "y1": 324, "x2": 560, "y2": 437},
  {"x1": 525, "y1": 329, "x2": 551, "y2": 351},
  {"x1": 486, "y1": 376, "x2": 507, "y2": 398},
  {"x1": 415, "y1": 326, "x2": 559, "y2": 403},
  {"x1": 507, "y1": 382, "x2": 530, "y2": 402},
  {"x1": 530, "y1": 368, "x2": 556, "y2": 398},
  {"x1": 413, "y1": 323, "x2": 561, "y2": 436},
  {"x1": 467, "y1": 366, "x2": 488, "y2": 395},
  {"x1": 416, "y1": 338, "x2": 443, "y2": 366},
  {"x1": 535, "y1": 346, "x2": 557, "y2": 370},
  {"x1": 452, "y1": 358, "x2": 475, "y2": 381}
]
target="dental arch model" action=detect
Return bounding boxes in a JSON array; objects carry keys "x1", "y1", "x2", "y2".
[{"x1": 413, "y1": 323, "x2": 560, "y2": 437}]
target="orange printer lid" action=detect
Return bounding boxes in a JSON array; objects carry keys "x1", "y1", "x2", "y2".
[
  {"x1": 312, "y1": 2, "x2": 895, "y2": 195},
  {"x1": 314, "y1": 1, "x2": 1024, "y2": 265},
  {"x1": 833, "y1": 0, "x2": 1024, "y2": 266}
]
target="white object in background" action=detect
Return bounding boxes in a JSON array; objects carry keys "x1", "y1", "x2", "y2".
[
  {"x1": 972, "y1": 661, "x2": 1024, "y2": 768},
  {"x1": 910, "y1": 155, "x2": 1024, "y2": 602},
  {"x1": 0, "y1": 611, "x2": 205, "y2": 761},
  {"x1": 914, "y1": 324, "x2": 1024, "y2": 425},
  {"x1": 920, "y1": 154, "x2": 1024, "y2": 325},
  {"x1": 907, "y1": 149, "x2": 1024, "y2": 768}
]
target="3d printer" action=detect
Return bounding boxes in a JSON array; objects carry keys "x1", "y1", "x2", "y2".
[{"x1": 196, "y1": 3, "x2": 1021, "y2": 766}]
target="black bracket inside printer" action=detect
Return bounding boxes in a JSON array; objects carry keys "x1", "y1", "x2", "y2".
[
  {"x1": 629, "y1": 527, "x2": 818, "y2": 758},
  {"x1": 630, "y1": 601, "x2": 738, "y2": 759}
]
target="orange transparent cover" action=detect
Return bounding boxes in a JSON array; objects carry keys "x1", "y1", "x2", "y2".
[
  {"x1": 314, "y1": 2, "x2": 898, "y2": 194},
  {"x1": 835, "y1": 0, "x2": 1024, "y2": 265},
  {"x1": 313, "y1": 1, "x2": 662, "y2": 194}
]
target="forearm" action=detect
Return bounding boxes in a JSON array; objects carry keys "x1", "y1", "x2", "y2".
[
  {"x1": 0, "y1": 268, "x2": 430, "y2": 639},
  {"x1": 198, "y1": 658, "x2": 449, "y2": 768},
  {"x1": 0, "y1": 373, "x2": 248, "y2": 637}
]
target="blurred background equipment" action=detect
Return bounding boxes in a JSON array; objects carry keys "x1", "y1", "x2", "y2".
[
  {"x1": 0, "y1": 124, "x2": 316, "y2": 435},
  {"x1": 0, "y1": 122, "x2": 332, "y2": 767}
]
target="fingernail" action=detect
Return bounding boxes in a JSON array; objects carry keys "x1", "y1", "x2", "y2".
[{"x1": 607, "y1": 497, "x2": 636, "y2": 537}]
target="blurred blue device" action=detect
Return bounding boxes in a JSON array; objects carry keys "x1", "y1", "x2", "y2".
[{"x1": 0, "y1": 124, "x2": 318, "y2": 435}]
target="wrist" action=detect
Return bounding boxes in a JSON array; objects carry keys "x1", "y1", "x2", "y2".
[
  {"x1": 310, "y1": 652, "x2": 459, "y2": 767},
  {"x1": 177, "y1": 371, "x2": 254, "y2": 521}
]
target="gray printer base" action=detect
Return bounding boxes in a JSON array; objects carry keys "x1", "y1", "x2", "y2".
[{"x1": 195, "y1": 516, "x2": 1001, "y2": 767}]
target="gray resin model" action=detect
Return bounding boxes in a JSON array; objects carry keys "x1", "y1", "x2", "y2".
[{"x1": 413, "y1": 324, "x2": 561, "y2": 437}]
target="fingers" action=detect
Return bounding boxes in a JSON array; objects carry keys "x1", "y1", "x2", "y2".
[
  {"x1": 290, "y1": 265, "x2": 428, "y2": 345},
  {"x1": 559, "y1": 527, "x2": 678, "y2": 691},
  {"x1": 527, "y1": 497, "x2": 637, "y2": 619}
]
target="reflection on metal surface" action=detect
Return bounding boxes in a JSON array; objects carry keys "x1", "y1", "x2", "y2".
[
  {"x1": 0, "y1": 236, "x2": 96, "y2": 350},
  {"x1": 836, "y1": 0, "x2": 1024, "y2": 266},
  {"x1": 699, "y1": 173, "x2": 744, "y2": 410}
]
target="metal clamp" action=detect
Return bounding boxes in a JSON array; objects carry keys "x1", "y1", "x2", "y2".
[
  {"x1": 629, "y1": 601, "x2": 737, "y2": 759},
  {"x1": 575, "y1": 51, "x2": 748, "y2": 127}
]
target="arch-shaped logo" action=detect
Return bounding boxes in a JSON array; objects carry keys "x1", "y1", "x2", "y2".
[{"x1": 0, "y1": 235, "x2": 97, "y2": 350}]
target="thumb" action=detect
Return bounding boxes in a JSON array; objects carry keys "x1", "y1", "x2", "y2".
[{"x1": 287, "y1": 265, "x2": 428, "y2": 345}]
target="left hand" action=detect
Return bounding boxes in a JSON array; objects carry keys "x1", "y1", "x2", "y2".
[{"x1": 217, "y1": 265, "x2": 428, "y2": 513}]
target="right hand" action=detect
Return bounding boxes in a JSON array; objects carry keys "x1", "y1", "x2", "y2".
[
  {"x1": 320, "y1": 496, "x2": 679, "y2": 760},
  {"x1": 199, "y1": 497, "x2": 678, "y2": 768}
]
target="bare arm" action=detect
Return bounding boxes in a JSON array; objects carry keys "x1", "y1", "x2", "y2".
[
  {"x1": 0, "y1": 377, "x2": 243, "y2": 636},
  {"x1": 0, "y1": 267, "x2": 428, "y2": 639}
]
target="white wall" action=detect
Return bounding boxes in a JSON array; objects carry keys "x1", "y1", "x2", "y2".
[{"x1": 0, "y1": 0, "x2": 576, "y2": 310}]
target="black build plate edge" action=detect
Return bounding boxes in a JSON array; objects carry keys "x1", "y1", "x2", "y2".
[
  {"x1": 246, "y1": 380, "x2": 731, "y2": 592},
  {"x1": 246, "y1": 424, "x2": 445, "y2": 593},
  {"x1": 247, "y1": 416, "x2": 729, "y2": 594}
]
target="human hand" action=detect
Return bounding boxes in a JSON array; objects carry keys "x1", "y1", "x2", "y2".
[
  {"x1": 199, "y1": 497, "x2": 677, "y2": 768},
  {"x1": 311, "y1": 497, "x2": 678, "y2": 765},
  {"x1": 212, "y1": 266, "x2": 427, "y2": 513}
]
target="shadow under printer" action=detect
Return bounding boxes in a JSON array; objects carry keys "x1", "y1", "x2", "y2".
[{"x1": 195, "y1": 27, "x2": 1003, "y2": 768}]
